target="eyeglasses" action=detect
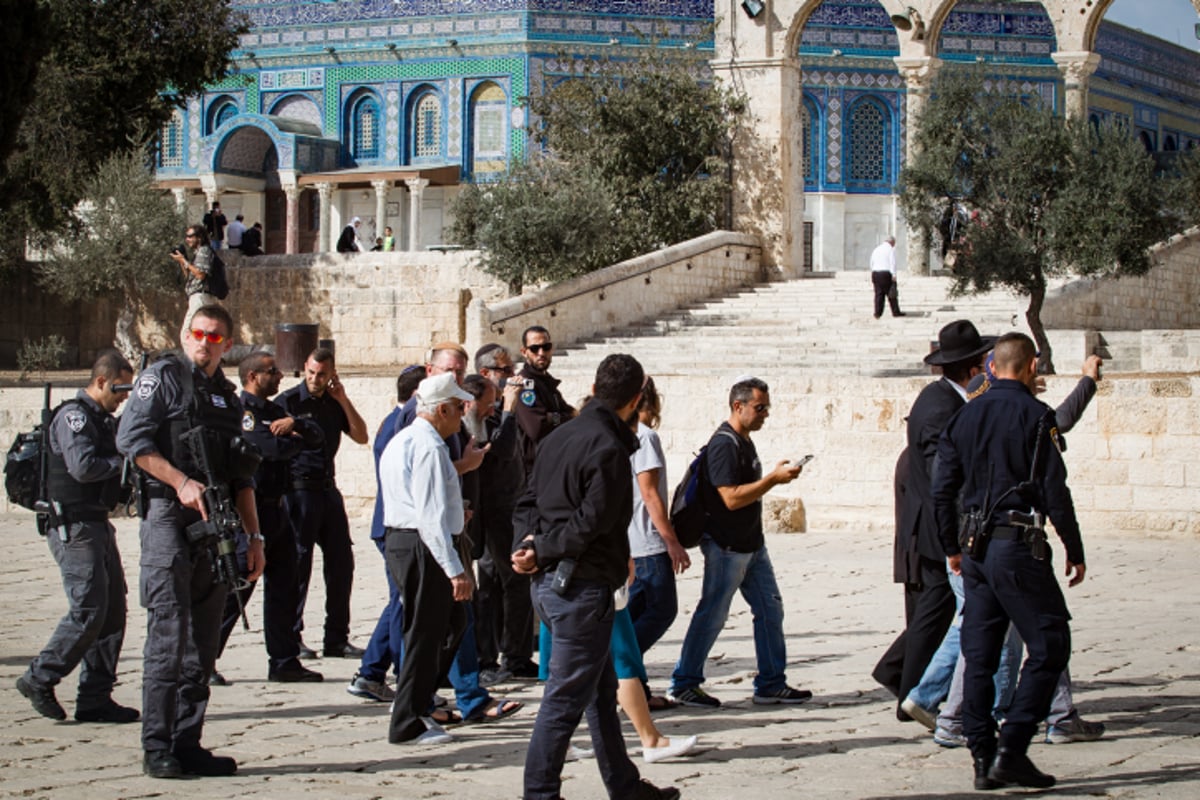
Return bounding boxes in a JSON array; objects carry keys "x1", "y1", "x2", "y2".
[
  {"x1": 188, "y1": 329, "x2": 227, "y2": 344},
  {"x1": 184, "y1": 233, "x2": 199, "y2": 239},
  {"x1": 526, "y1": 343, "x2": 553, "y2": 354},
  {"x1": 488, "y1": 365, "x2": 515, "y2": 376}
]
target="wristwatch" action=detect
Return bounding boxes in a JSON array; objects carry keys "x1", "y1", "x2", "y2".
[{"x1": 248, "y1": 532, "x2": 265, "y2": 543}]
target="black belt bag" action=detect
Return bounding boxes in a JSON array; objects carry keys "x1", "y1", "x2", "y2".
[{"x1": 291, "y1": 477, "x2": 335, "y2": 492}]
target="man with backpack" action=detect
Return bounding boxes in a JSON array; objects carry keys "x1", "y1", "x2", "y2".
[
  {"x1": 171, "y1": 224, "x2": 228, "y2": 332},
  {"x1": 16, "y1": 351, "x2": 138, "y2": 724},
  {"x1": 667, "y1": 376, "x2": 810, "y2": 708}
]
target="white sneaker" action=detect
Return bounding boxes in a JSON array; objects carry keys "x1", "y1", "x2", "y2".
[
  {"x1": 407, "y1": 717, "x2": 454, "y2": 746},
  {"x1": 346, "y1": 672, "x2": 395, "y2": 702},
  {"x1": 643, "y1": 735, "x2": 699, "y2": 764},
  {"x1": 901, "y1": 697, "x2": 937, "y2": 732}
]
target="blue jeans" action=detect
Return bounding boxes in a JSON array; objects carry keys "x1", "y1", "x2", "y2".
[
  {"x1": 447, "y1": 604, "x2": 490, "y2": 720},
  {"x1": 907, "y1": 569, "x2": 964, "y2": 711},
  {"x1": 670, "y1": 537, "x2": 788, "y2": 695},
  {"x1": 628, "y1": 552, "x2": 678, "y2": 655},
  {"x1": 358, "y1": 538, "x2": 402, "y2": 683}
]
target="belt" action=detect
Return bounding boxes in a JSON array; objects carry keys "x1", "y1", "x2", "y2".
[
  {"x1": 291, "y1": 478, "x2": 335, "y2": 492},
  {"x1": 145, "y1": 484, "x2": 178, "y2": 502},
  {"x1": 991, "y1": 525, "x2": 1024, "y2": 540},
  {"x1": 385, "y1": 527, "x2": 463, "y2": 548}
]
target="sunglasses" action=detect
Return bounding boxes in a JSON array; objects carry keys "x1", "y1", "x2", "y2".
[
  {"x1": 526, "y1": 343, "x2": 553, "y2": 354},
  {"x1": 255, "y1": 366, "x2": 282, "y2": 376},
  {"x1": 488, "y1": 365, "x2": 515, "y2": 376},
  {"x1": 752, "y1": 403, "x2": 770, "y2": 413},
  {"x1": 188, "y1": 329, "x2": 227, "y2": 344}
]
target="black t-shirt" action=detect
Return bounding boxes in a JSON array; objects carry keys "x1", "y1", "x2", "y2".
[{"x1": 702, "y1": 422, "x2": 763, "y2": 552}]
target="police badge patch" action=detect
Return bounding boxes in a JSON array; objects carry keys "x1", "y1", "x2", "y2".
[
  {"x1": 135, "y1": 374, "x2": 160, "y2": 401},
  {"x1": 520, "y1": 389, "x2": 537, "y2": 407},
  {"x1": 242, "y1": 411, "x2": 255, "y2": 432},
  {"x1": 64, "y1": 408, "x2": 87, "y2": 433}
]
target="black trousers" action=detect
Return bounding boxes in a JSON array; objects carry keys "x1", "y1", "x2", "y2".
[
  {"x1": 385, "y1": 528, "x2": 466, "y2": 743},
  {"x1": 873, "y1": 555, "x2": 955, "y2": 717},
  {"x1": 962, "y1": 539, "x2": 1071, "y2": 755},
  {"x1": 216, "y1": 497, "x2": 302, "y2": 670},
  {"x1": 524, "y1": 572, "x2": 640, "y2": 800},
  {"x1": 286, "y1": 487, "x2": 355, "y2": 649},
  {"x1": 872, "y1": 270, "x2": 902, "y2": 317},
  {"x1": 476, "y1": 514, "x2": 533, "y2": 667}
]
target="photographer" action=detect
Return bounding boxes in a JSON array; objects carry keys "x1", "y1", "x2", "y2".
[
  {"x1": 116, "y1": 305, "x2": 263, "y2": 780},
  {"x1": 16, "y1": 351, "x2": 138, "y2": 725},
  {"x1": 170, "y1": 225, "x2": 219, "y2": 330}
]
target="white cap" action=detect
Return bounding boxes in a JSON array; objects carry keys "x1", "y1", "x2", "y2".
[
  {"x1": 351, "y1": 216, "x2": 362, "y2": 225},
  {"x1": 415, "y1": 372, "x2": 473, "y2": 406}
]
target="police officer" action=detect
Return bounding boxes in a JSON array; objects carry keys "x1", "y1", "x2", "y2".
[
  {"x1": 117, "y1": 305, "x2": 264, "y2": 779},
  {"x1": 514, "y1": 326, "x2": 575, "y2": 477},
  {"x1": 276, "y1": 347, "x2": 368, "y2": 659},
  {"x1": 933, "y1": 332, "x2": 1086, "y2": 791},
  {"x1": 16, "y1": 351, "x2": 139, "y2": 724},
  {"x1": 210, "y1": 352, "x2": 324, "y2": 684}
]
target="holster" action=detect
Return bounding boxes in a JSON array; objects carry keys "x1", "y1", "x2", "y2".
[{"x1": 958, "y1": 508, "x2": 991, "y2": 560}]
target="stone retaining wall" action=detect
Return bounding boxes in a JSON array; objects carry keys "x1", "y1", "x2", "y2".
[
  {"x1": 1042, "y1": 228, "x2": 1200, "y2": 332},
  {"x1": 467, "y1": 231, "x2": 765, "y2": 357}
]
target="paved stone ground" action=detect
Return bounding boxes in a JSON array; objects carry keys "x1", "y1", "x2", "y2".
[{"x1": 1, "y1": 513, "x2": 1196, "y2": 799}]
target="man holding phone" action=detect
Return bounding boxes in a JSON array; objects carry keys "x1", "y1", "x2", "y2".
[
  {"x1": 668, "y1": 376, "x2": 812, "y2": 708},
  {"x1": 277, "y1": 348, "x2": 369, "y2": 659}
]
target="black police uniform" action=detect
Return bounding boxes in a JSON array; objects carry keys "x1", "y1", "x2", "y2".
[
  {"x1": 275, "y1": 381, "x2": 356, "y2": 653},
  {"x1": 513, "y1": 363, "x2": 574, "y2": 477},
  {"x1": 22, "y1": 391, "x2": 129, "y2": 718},
  {"x1": 932, "y1": 379, "x2": 1084, "y2": 762},
  {"x1": 116, "y1": 354, "x2": 250, "y2": 760},
  {"x1": 213, "y1": 391, "x2": 325, "y2": 675}
]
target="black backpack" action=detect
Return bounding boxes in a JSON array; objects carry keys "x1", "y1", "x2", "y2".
[
  {"x1": 668, "y1": 430, "x2": 738, "y2": 549},
  {"x1": 208, "y1": 251, "x2": 230, "y2": 299},
  {"x1": 4, "y1": 428, "x2": 43, "y2": 511}
]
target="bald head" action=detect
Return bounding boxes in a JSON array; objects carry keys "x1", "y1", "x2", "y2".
[{"x1": 991, "y1": 333, "x2": 1038, "y2": 387}]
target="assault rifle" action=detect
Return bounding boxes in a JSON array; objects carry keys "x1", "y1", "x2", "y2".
[{"x1": 180, "y1": 427, "x2": 258, "y2": 631}]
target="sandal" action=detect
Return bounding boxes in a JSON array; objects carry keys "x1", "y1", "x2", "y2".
[
  {"x1": 467, "y1": 698, "x2": 523, "y2": 724},
  {"x1": 429, "y1": 708, "x2": 463, "y2": 726},
  {"x1": 647, "y1": 695, "x2": 678, "y2": 712}
]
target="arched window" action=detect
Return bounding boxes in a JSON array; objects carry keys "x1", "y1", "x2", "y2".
[
  {"x1": 1137, "y1": 130, "x2": 1155, "y2": 152},
  {"x1": 158, "y1": 109, "x2": 184, "y2": 168},
  {"x1": 413, "y1": 92, "x2": 443, "y2": 160},
  {"x1": 350, "y1": 93, "x2": 381, "y2": 161},
  {"x1": 802, "y1": 96, "x2": 820, "y2": 187},
  {"x1": 1164, "y1": 134, "x2": 1178, "y2": 152},
  {"x1": 471, "y1": 82, "x2": 508, "y2": 165},
  {"x1": 846, "y1": 97, "x2": 889, "y2": 189}
]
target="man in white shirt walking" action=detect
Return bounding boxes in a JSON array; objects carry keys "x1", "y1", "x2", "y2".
[{"x1": 870, "y1": 235, "x2": 906, "y2": 318}]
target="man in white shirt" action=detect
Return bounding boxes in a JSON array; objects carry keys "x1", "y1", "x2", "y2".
[
  {"x1": 226, "y1": 215, "x2": 246, "y2": 251},
  {"x1": 379, "y1": 372, "x2": 475, "y2": 745},
  {"x1": 870, "y1": 235, "x2": 906, "y2": 318}
]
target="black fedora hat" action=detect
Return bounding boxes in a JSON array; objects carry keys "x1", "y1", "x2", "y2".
[{"x1": 924, "y1": 320, "x2": 997, "y2": 366}]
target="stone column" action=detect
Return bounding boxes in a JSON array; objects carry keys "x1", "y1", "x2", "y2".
[
  {"x1": 315, "y1": 182, "x2": 333, "y2": 252},
  {"x1": 1051, "y1": 51, "x2": 1102, "y2": 122},
  {"x1": 171, "y1": 188, "x2": 187, "y2": 213},
  {"x1": 283, "y1": 184, "x2": 300, "y2": 255},
  {"x1": 372, "y1": 179, "x2": 390, "y2": 247},
  {"x1": 713, "y1": 57, "x2": 804, "y2": 277},
  {"x1": 404, "y1": 178, "x2": 429, "y2": 252},
  {"x1": 895, "y1": 55, "x2": 942, "y2": 276}
]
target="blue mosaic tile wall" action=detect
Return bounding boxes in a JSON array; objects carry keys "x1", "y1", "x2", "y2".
[{"x1": 234, "y1": 0, "x2": 714, "y2": 27}]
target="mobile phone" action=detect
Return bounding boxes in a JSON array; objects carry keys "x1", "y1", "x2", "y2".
[{"x1": 793, "y1": 454, "x2": 814, "y2": 467}]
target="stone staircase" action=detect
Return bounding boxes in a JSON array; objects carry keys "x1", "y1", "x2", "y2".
[{"x1": 537, "y1": 273, "x2": 1049, "y2": 533}]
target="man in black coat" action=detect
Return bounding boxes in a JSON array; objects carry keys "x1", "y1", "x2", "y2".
[{"x1": 873, "y1": 320, "x2": 995, "y2": 721}]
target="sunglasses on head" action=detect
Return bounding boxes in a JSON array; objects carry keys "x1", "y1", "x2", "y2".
[
  {"x1": 526, "y1": 343, "x2": 553, "y2": 354},
  {"x1": 188, "y1": 329, "x2": 227, "y2": 345}
]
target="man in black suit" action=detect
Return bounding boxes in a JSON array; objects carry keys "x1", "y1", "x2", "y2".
[{"x1": 873, "y1": 320, "x2": 995, "y2": 721}]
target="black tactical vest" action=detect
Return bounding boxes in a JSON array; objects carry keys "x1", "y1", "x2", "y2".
[
  {"x1": 151, "y1": 355, "x2": 245, "y2": 485},
  {"x1": 45, "y1": 398, "x2": 121, "y2": 512}
]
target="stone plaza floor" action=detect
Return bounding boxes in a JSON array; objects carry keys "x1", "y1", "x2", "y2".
[{"x1": 1, "y1": 513, "x2": 1197, "y2": 799}]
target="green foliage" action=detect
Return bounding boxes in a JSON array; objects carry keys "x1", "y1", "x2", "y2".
[
  {"x1": 39, "y1": 149, "x2": 185, "y2": 304},
  {"x1": 0, "y1": 0, "x2": 246, "y2": 273},
  {"x1": 450, "y1": 41, "x2": 744, "y2": 288},
  {"x1": 899, "y1": 68, "x2": 1179, "y2": 372},
  {"x1": 450, "y1": 156, "x2": 620, "y2": 292},
  {"x1": 16, "y1": 334, "x2": 67, "y2": 381}
]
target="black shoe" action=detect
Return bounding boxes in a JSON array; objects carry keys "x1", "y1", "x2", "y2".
[
  {"x1": 143, "y1": 750, "x2": 184, "y2": 779},
  {"x1": 297, "y1": 640, "x2": 319, "y2": 659},
  {"x1": 174, "y1": 746, "x2": 238, "y2": 776},
  {"x1": 989, "y1": 748, "x2": 1055, "y2": 789},
  {"x1": 16, "y1": 675, "x2": 66, "y2": 720},
  {"x1": 506, "y1": 660, "x2": 540, "y2": 681},
  {"x1": 973, "y1": 750, "x2": 1004, "y2": 791},
  {"x1": 634, "y1": 779, "x2": 681, "y2": 800},
  {"x1": 325, "y1": 641, "x2": 365, "y2": 659},
  {"x1": 269, "y1": 662, "x2": 325, "y2": 683},
  {"x1": 208, "y1": 671, "x2": 230, "y2": 687},
  {"x1": 893, "y1": 312, "x2": 907, "y2": 317},
  {"x1": 75, "y1": 699, "x2": 140, "y2": 723}
]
